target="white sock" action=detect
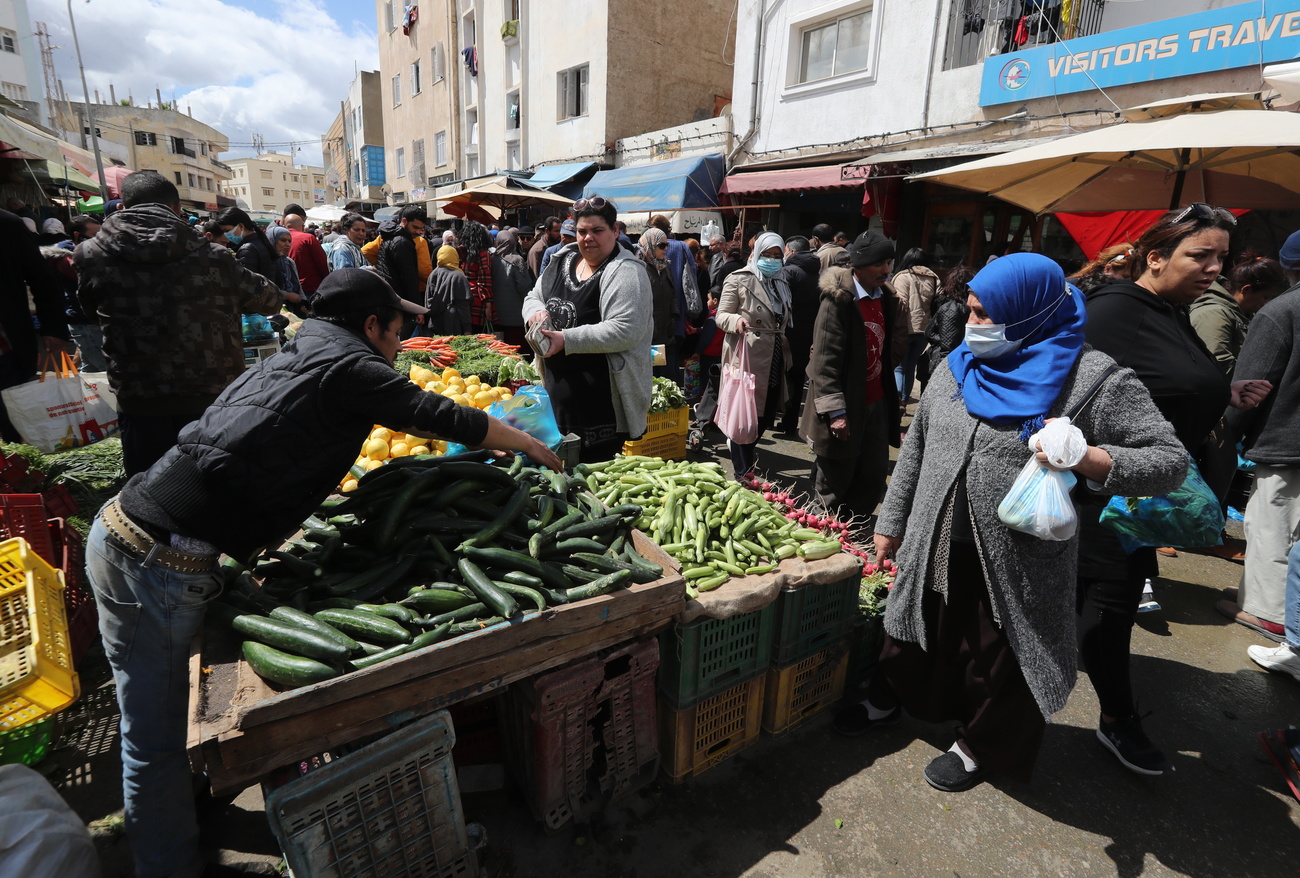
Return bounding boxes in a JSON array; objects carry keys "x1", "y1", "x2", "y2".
[
  {"x1": 858, "y1": 696, "x2": 895, "y2": 720},
  {"x1": 949, "y1": 741, "x2": 978, "y2": 772}
]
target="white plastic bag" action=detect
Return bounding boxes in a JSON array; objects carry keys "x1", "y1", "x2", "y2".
[
  {"x1": 0, "y1": 353, "x2": 119, "y2": 453},
  {"x1": 1027, "y1": 416, "x2": 1087, "y2": 469},
  {"x1": 997, "y1": 456, "x2": 1079, "y2": 541}
]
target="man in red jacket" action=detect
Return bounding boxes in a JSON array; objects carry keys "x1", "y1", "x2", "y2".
[{"x1": 283, "y1": 204, "x2": 329, "y2": 302}]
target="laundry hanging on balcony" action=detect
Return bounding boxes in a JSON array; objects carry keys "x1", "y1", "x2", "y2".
[
  {"x1": 462, "y1": 46, "x2": 478, "y2": 77},
  {"x1": 402, "y1": 4, "x2": 418, "y2": 35}
]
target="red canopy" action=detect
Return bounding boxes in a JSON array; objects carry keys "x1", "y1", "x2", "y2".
[
  {"x1": 720, "y1": 165, "x2": 861, "y2": 197},
  {"x1": 1057, "y1": 209, "x2": 1250, "y2": 261},
  {"x1": 99, "y1": 166, "x2": 135, "y2": 200}
]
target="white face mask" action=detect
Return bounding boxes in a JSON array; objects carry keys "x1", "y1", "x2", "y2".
[{"x1": 964, "y1": 286, "x2": 1073, "y2": 360}]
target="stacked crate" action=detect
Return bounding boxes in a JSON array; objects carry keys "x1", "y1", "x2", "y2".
[
  {"x1": 762, "y1": 566, "x2": 861, "y2": 736},
  {"x1": 502, "y1": 637, "x2": 660, "y2": 831},
  {"x1": 657, "y1": 604, "x2": 774, "y2": 781},
  {"x1": 623, "y1": 406, "x2": 689, "y2": 461}
]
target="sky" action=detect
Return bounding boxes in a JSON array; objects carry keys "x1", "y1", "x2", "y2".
[{"x1": 29, "y1": 0, "x2": 381, "y2": 167}]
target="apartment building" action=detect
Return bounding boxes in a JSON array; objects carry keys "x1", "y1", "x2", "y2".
[
  {"x1": 323, "y1": 109, "x2": 347, "y2": 204},
  {"x1": 221, "y1": 152, "x2": 326, "y2": 215},
  {"x1": 0, "y1": 0, "x2": 45, "y2": 126},
  {"x1": 324, "y1": 69, "x2": 388, "y2": 205},
  {"x1": 54, "y1": 101, "x2": 231, "y2": 212}
]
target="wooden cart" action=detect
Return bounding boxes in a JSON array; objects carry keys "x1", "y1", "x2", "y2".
[{"x1": 188, "y1": 533, "x2": 683, "y2": 795}]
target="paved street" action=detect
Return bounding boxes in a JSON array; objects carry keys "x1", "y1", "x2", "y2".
[{"x1": 49, "y1": 423, "x2": 1300, "y2": 877}]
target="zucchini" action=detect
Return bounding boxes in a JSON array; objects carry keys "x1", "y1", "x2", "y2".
[
  {"x1": 242, "y1": 641, "x2": 340, "y2": 688},
  {"x1": 313, "y1": 608, "x2": 412, "y2": 645},
  {"x1": 797, "y1": 540, "x2": 844, "y2": 560},
  {"x1": 231, "y1": 614, "x2": 351, "y2": 663},
  {"x1": 457, "y1": 558, "x2": 520, "y2": 619}
]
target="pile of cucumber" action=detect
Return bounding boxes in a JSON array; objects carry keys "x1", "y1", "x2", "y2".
[
  {"x1": 216, "y1": 451, "x2": 662, "y2": 690},
  {"x1": 581, "y1": 456, "x2": 844, "y2": 598}
]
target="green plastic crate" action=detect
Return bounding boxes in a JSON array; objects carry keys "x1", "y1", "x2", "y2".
[
  {"x1": 770, "y1": 574, "x2": 860, "y2": 666},
  {"x1": 844, "y1": 613, "x2": 885, "y2": 696},
  {"x1": 658, "y1": 605, "x2": 775, "y2": 709},
  {"x1": 0, "y1": 717, "x2": 54, "y2": 766}
]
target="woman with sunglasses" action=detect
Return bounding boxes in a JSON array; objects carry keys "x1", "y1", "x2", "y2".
[
  {"x1": 1077, "y1": 203, "x2": 1272, "y2": 777},
  {"x1": 522, "y1": 196, "x2": 653, "y2": 462},
  {"x1": 637, "y1": 227, "x2": 679, "y2": 369}
]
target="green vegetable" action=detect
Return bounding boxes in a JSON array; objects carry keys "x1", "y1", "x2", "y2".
[
  {"x1": 242, "y1": 641, "x2": 340, "y2": 688},
  {"x1": 648, "y1": 377, "x2": 688, "y2": 414}
]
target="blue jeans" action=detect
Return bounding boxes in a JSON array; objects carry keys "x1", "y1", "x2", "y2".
[
  {"x1": 894, "y1": 334, "x2": 927, "y2": 399},
  {"x1": 69, "y1": 323, "x2": 106, "y2": 372},
  {"x1": 86, "y1": 515, "x2": 221, "y2": 878},
  {"x1": 1286, "y1": 540, "x2": 1300, "y2": 648}
]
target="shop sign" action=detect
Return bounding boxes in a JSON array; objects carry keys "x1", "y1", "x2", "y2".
[
  {"x1": 312, "y1": 188, "x2": 326, "y2": 203},
  {"x1": 981, "y1": 1, "x2": 1300, "y2": 106}
]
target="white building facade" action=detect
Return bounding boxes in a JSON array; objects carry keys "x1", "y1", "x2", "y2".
[{"x1": 0, "y1": 0, "x2": 46, "y2": 126}]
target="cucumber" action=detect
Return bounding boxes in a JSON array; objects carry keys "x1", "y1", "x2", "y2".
[
  {"x1": 548, "y1": 538, "x2": 608, "y2": 557},
  {"x1": 346, "y1": 642, "x2": 413, "y2": 671},
  {"x1": 555, "y1": 515, "x2": 624, "y2": 541},
  {"x1": 242, "y1": 641, "x2": 340, "y2": 688},
  {"x1": 797, "y1": 540, "x2": 844, "y2": 560},
  {"x1": 268, "y1": 606, "x2": 361, "y2": 652},
  {"x1": 409, "y1": 622, "x2": 454, "y2": 651},
  {"x1": 564, "y1": 569, "x2": 632, "y2": 601},
  {"x1": 230, "y1": 614, "x2": 351, "y2": 663},
  {"x1": 401, "y1": 587, "x2": 475, "y2": 614},
  {"x1": 461, "y1": 546, "x2": 572, "y2": 591},
  {"x1": 354, "y1": 602, "x2": 417, "y2": 625},
  {"x1": 457, "y1": 558, "x2": 520, "y2": 619},
  {"x1": 492, "y1": 580, "x2": 547, "y2": 611},
  {"x1": 428, "y1": 602, "x2": 489, "y2": 625},
  {"x1": 459, "y1": 484, "x2": 530, "y2": 551},
  {"x1": 313, "y1": 608, "x2": 412, "y2": 645}
]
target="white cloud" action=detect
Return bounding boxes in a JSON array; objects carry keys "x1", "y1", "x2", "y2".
[{"x1": 30, "y1": 0, "x2": 379, "y2": 167}]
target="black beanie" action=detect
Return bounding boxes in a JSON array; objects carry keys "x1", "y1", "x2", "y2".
[{"x1": 848, "y1": 230, "x2": 895, "y2": 267}]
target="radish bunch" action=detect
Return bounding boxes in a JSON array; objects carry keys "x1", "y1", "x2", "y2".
[{"x1": 737, "y1": 473, "x2": 885, "y2": 569}]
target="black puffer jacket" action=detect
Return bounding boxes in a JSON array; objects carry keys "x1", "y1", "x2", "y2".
[
  {"x1": 235, "y1": 233, "x2": 280, "y2": 283},
  {"x1": 376, "y1": 221, "x2": 421, "y2": 304},
  {"x1": 120, "y1": 320, "x2": 489, "y2": 562}
]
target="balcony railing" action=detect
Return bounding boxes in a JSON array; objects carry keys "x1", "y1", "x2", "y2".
[{"x1": 944, "y1": 0, "x2": 1106, "y2": 71}]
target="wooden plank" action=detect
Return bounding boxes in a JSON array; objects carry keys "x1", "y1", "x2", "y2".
[
  {"x1": 234, "y1": 572, "x2": 681, "y2": 730},
  {"x1": 203, "y1": 611, "x2": 674, "y2": 795}
]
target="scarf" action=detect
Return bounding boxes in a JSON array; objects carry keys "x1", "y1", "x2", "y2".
[
  {"x1": 437, "y1": 244, "x2": 461, "y2": 271},
  {"x1": 749, "y1": 231, "x2": 792, "y2": 326},
  {"x1": 494, "y1": 227, "x2": 520, "y2": 258},
  {"x1": 639, "y1": 227, "x2": 668, "y2": 270},
  {"x1": 946, "y1": 252, "x2": 1086, "y2": 425}
]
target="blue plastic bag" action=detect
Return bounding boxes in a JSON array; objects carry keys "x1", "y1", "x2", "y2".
[
  {"x1": 443, "y1": 385, "x2": 563, "y2": 459},
  {"x1": 997, "y1": 456, "x2": 1079, "y2": 541},
  {"x1": 1099, "y1": 456, "x2": 1224, "y2": 553},
  {"x1": 242, "y1": 314, "x2": 275, "y2": 341}
]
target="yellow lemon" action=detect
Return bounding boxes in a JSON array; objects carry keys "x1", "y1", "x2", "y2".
[
  {"x1": 465, "y1": 375, "x2": 482, "y2": 386},
  {"x1": 364, "y1": 437, "x2": 389, "y2": 460},
  {"x1": 442, "y1": 367, "x2": 461, "y2": 379},
  {"x1": 341, "y1": 480, "x2": 359, "y2": 493},
  {"x1": 463, "y1": 383, "x2": 481, "y2": 397},
  {"x1": 410, "y1": 445, "x2": 430, "y2": 456},
  {"x1": 473, "y1": 391, "x2": 495, "y2": 408},
  {"x1": 370, "y1": 426, "x2": 393, "y2": 442},
  {"x1": 430, "y1": 381, "x2": 446, "y2": 393},
  {"x1": 389, "y1": 442, "x2": 410, "y2": 457},
  {"x1": 364, "y1": 458, "x2": 385, "y2": 471},
  {"x1": 434, "y1": 440, "x2": 448, "y2": 452},
  {"x1": 441, "y1": 387, "x2": 458, "y2": 398},
  {"x1": 452, "y1": 394, "x2": 470, "y2": 406}
]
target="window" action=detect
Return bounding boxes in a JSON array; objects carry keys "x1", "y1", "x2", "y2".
[
  {"x1": 411, "y1": 59, "x2": 422, "y2": 96},
  {"x1": 466, "y1": 109, "x2": 478, "y2": 148},
  {"x1": 200, "y1": 142, "x2": 208, "y2": 156},
  {"x1": 263, "y1": 187, "x2": 275, "y2": 196},
  {"x1": 1, "y1": 81, "x2": 26, "y2": 102},
  {"x1": 174, "y1": 171, "x2": 183, "y2": 186},
  {"x1": 188, "y1": 173, "x2": 197, "y2": 188},
  {"x1": 291, "y1": 174, "x2": 299, "y2": 183},
  {"x1": 505, "y1": 0, "x2": 520, "y2": 21},
  {"x1": 557, "y1": 65, "x2": 588, "y2": 120},
  {"x1": 392, "y1": 73, "x2": 401, "y2": 107},
  {"x1": 506, "y1": 91, "x2": 520, "y2": 131},
  {"x1": 798, "y1": 8, "x2": 872, "y2": 83},
  {"x1": 260, "y1": 169, "x2": 273, "y2": 179},
  {"x1": 395, "y1": 146, "x2": 406, "y2": 178},
  {"x1": 435, "y1": 131, "x2": 447, "y2": 167},
  {"x1": 134, "y1": 130, "x2": 157, "y2": 147},
  {"x1": 1, "y1": 29, "x2": 16, "y2": 54},
  {"x1": 432, "y1": 43, "x2": 446, "y2": 82},
  {"x1": 82, "y1": 125, "x2": 102, "y2": 138},
  {"x1": 385, "y1": 1, "x2": 395, "y2": 32}
]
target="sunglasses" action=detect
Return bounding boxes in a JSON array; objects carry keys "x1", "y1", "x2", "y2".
[
  {"x1": 655, "y1": 242, "x2": 669, "y2": 250},
  {"x1": 1171, "y1": 202, "x2": 1237, "y2": 227},
  {"x1": 573, "y1": 196, "x2": 613, "y2": 212}
]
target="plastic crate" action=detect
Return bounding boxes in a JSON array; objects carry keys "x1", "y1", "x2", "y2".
[
  {"x1": 447, "y1": 695, "x2": 501, "y2": 768},
  {"x1": 502, "y1": 638, "x2": 659, "y2": 831},
  {"x1": 264, "y1": 710, "x2": 477, "y2": 878},
  {"x1": 0, "y1": 538, "x2": 78, "y2": 731},
  {"x1": 658, "y1": 605, "x2": 776, "y2": 709},
  {"x1": 844, "y1": 613, "x2": 885, "y2": 696},
  {"x1": 0, "y1": 495, "x2": 55, "y2": 566},
  {"x1": 643, "y1": 406, "x2": 689, "y2": 437},
  {"x1": 622, "y1": 430, "x2": 687, "y2": 461},
  {"x1": 0, "y1": 455, "x2": 42, "y2": 493},
  {"x1": 53, "y1": 521, "x2": 97, "y2": 668},
  {"x1": 41, "y1": 484, "x2": 78, "y2": 520},
  {"x1": 659, "y1": 674, "x2": 764, "y2": 783},
  {"x1": 762, "y1": 638, "x2": 850, "y2": 736},
  {"x1": 770, "y1": 571, "x2": 861, "y2": 666},
  {"x1": 0, "y1": 716, "x2": 54, "y2": 765}
]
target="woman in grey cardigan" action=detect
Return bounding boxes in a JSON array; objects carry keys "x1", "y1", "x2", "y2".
[
  {"x1": 522, "y1": 197, "x2": 653, "y2": 461},
  {"x1": 834, "y1": 253, "x2": 1186, "y2": 793}
]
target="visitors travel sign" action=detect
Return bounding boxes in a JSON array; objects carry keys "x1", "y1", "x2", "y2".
[{"x1": 980, "y1": 1, "x2": 1300, "y2": 106}]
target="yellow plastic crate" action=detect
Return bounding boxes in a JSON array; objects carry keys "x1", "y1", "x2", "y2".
[
  {"x1": 659, "y1": 674, "x2": 763, "y2": 782},
  {"x1": 0, "y1": 538, "x2": 79, "y2": 731},
  {"x1": 622, "y1": 431, "x2": 687, "y2": 461},
  {"x1": 761, "y1": 639, "x2": 849, "y2": 736},
  {"x1": 644, "y1": 406, "x2": 689, "y2": 437}
]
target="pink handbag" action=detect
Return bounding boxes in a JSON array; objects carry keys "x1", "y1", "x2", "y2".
[{"x1": 716, "y1": 336, "x2": 758, "y2": 444}]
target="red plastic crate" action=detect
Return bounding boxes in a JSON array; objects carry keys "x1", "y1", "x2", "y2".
[
  {"x1": 0, "y1": 495, "x2": 54, "y2": 565},
  {"x1": 503, "y1": 638, "x2": 660, "y2": 832},
  {"x1": 41, "y1": 484, "x2": 78, "y2": 520},
  {"x1": 0, "y1": 455, "x2": 42, "y2": 493},
  {"x1": 54, "y1": 521, "x2": 96, "y2": 667}
]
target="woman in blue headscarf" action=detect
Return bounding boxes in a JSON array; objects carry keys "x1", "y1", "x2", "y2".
[
  {"x1": 831, "y1": 253, "x2": 1186, "y2": 793},
  {"x1": 266, "y1": 224, "x2": 308, "y2": 317}
]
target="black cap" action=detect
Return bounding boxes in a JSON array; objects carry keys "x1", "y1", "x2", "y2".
[
  {"x1": 848, "y1": 230, "x2": 895, "y2": 268},
  {"x1": 311, "y1": 268, "x2": 428, "y2": 317}
]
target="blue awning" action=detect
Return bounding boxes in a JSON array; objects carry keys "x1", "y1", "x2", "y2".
[
  {"x1": 584, "y1": 154, "x2": 726, "y2": 213},
  {"x1": 528, "y1": 161, "x2": 598, "y2": 188}
]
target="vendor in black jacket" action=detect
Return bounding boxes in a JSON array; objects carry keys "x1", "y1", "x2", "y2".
[
  {"x1": 85, "y1": 269, "x2": 560, "y2": 878},
  {"x1": 1077, "y1": 204, "x2": 1270, "y2": 780}
]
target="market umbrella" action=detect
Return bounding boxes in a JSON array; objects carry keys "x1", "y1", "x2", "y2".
[
  {"x1": 32, "y1": 160, "x2": 102, "y2": 194},
  {"x1": 98, "y1": 165, "x2": 134, "y2": 200},
  {"x1": 908, "y1": 109, "x2": 1300, "y2": 213},
  {"x1": 429, "y1": 176, "x2": 572, "y2": 213},
  {"x1": 306, "y1": 204, "x2": 348, "y2": 222},
  {"x1": 439, "y1": 199, "x2": 499, "y2": 224}
]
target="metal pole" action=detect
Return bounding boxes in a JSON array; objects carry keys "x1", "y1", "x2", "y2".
[{"x1": 67, "y1": 0, "x2": 105, "y2": 198}]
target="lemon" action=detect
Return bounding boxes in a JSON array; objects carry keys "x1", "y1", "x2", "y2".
[
  {"x1": 442, "y1": 367, "x2": 461, "y2": 379},
  {"x1": 341, "y1": 480, "x2": 359, "y2": 493},
  {"x1": 430, "y1": 381, "x2": 446, "y2": 393},
  {"x1": 410, "y1": 445, "x2": 430, "y2": 456},
  {"x1": 473, "y1": 391, "x2": 495, "y2": 408},
  {"x1": 441, "y1": 387, "x2": 458, "y2": 398},
  {"x1": 389, "y1": 442, "x2": 410, "y2": 457},
  {"x1": 364, "y1": 437, "x2": 389, "y2": 460},
  {"x1": 370, "y1": 426, "x2": 393, "y2": 442},
  {"x1": 465, "y1": 375, "x2": 482, "y2": 386}
]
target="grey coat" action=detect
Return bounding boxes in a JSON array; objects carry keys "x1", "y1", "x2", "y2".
[{"x1": 876, "y1": 348, "x2": 1187, "y2": 717}]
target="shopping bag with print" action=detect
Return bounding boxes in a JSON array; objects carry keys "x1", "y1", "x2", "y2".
[
  {"x1": 716, "y1": 339, "x2": 758, "y2": 444},
  {"x1": 1, "y1": 352, "x2": 120, "y2": 452}
]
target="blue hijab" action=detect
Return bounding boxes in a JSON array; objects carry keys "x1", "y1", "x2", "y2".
[{"x1": 946, "y1": 252, "x2": 1086, "y2": 426}]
